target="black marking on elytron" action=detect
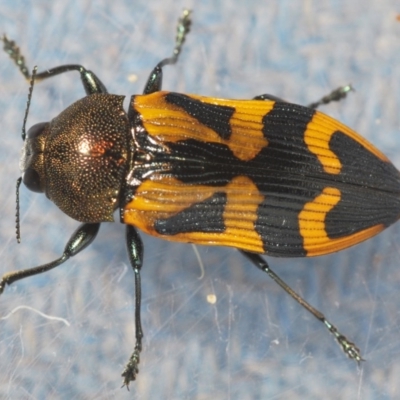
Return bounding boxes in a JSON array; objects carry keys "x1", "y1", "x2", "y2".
[
  {"x1": 164, "y1": 93, "x2": 235, "y2": 140},
  {"x1": 325, "y1": 131, "x2": 400, "y2": 238},
  {"x1": 154, "y1": 192, "x2": 227, "y2": 235},
  {"x1": 254, "y1": 102, "x2": 318, "y2": 256},
  {"x1": 128, "y1": 101, "x2": 400, "y2": 256}
]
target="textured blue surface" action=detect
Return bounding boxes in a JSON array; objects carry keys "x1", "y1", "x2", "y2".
[{"x1": 1, "y1": 1, "x2": 400, "y2": 399}]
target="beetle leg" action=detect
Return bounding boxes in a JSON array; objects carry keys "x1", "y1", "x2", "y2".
[
  {"x1": 307, "y1": 85, "x2": 353, "y2": 109},
  {"x1": 254, "y1": 85, "x2": 353, "y2": 109},
  {"x1": 0, "y1": 223, "x2": 100, "y2": 295},
  {"x1": 121, "y1": 225, "x2": 144, "y2": 389},
  {"x1": 253, "y1": 94, "x2": 287, "y2": 102},
  {"x1": 143, "y1": 64, "x2": 163, "y2": 95},
  {"x1": 240, "y1": 250, "x2": 364, "y2": 364},
  {"x1": 143, "y1": 10, "x2": 192, "y2": 94},
  {"x1": 2, "y1": 34, "x2": 107, "y2": 95}
]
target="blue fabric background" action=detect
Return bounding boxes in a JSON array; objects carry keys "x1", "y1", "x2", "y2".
[{"x1": 1, "y1": 1, "x2": 400, "y2": 399}]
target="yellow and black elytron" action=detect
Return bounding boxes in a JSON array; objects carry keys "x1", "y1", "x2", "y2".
[{"x1": 1, "y1": 10, "x2": 400, "y2": 388}]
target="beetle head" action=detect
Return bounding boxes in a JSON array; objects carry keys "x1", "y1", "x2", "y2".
[{"x1": 20, "y1": 94, "x2": 131, "y2": 223}]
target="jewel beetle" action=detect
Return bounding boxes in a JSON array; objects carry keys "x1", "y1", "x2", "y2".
[{"x1": 2, "y1": 10, "x2": 400, "y2": 388}]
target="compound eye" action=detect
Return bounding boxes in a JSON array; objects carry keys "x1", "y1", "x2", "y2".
[
  {"x1": 23, "y1": 168, "x2": 43, "y2": 193},
  {"x1": 27, "y1": 122, "x2": 48, "y2": 139}
]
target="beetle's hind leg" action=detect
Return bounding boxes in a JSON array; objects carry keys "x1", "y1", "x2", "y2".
[
  {"x1": 253, "y1": 94, "x2": 287, "y2": 102},
  {"x1": 240, "y1": 251, "x2": 364, "y2": 364},
  {"x1": 307, "y1": 85, "x2": 353, "y2": 109},
  {"x1": 253, "y1": 85, "x2": 353, "y2": 109}
]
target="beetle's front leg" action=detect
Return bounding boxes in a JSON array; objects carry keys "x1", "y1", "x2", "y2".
[
  {"x1": 2, "y1": 35, "x2": 107, "y2": 95},
  {"x1": 0, "y1": 223, "x2": 100, "y2": 294}
]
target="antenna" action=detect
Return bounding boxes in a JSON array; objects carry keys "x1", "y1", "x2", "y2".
[
  {"x1": 16, "y1": 66, "x2": 37, "y2": 242},
  {"x1": 15, "y1": 177, "x2": 22, "y2": 243},
  {"x1": 21, "y1": 66, "x2": 37, "y2": 141}
]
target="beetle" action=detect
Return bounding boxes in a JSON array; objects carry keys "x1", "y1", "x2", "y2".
[{"x1": 1, "y1": 10, "x2": 400, "y2": 388}]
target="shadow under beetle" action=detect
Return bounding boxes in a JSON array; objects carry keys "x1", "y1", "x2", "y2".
[{"x1": 2, "y1": 10, "x2": 400, "y2": 388}]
